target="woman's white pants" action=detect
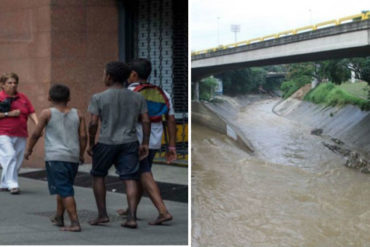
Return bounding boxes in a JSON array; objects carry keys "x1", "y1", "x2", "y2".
[{"x1": 0, "y1": 135, "x2": 26, "y2": 189}]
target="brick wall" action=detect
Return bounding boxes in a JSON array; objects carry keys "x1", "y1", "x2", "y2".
[{"x1": 0, "y1": 0, "x2": 119, "y2": 167}]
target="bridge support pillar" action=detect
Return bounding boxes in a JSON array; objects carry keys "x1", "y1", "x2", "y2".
[
  {"x1": 194, "y1": 81, "x2": 200, "y2": 101},
  {"x1": 311, "y1": 78, "x2": 319, "y2": 89}
]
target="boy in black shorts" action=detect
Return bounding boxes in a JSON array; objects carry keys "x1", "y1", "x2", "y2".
[{"x1": 87, "y1": 61, "x2": 150, "y2": 228}]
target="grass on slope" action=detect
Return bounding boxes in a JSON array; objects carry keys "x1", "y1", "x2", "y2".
[
  {"x1": 304, "y1": 82, "x2": 370, "y2": 110},
  {"x1": 338, "y1": 81, "x2": 369, "y2": 100}
]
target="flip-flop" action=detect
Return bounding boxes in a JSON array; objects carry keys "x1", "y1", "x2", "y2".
[
  {"x1": 88, "y1": 218, "x2": 110, "y2": 226},
  {"x1": 149, "y1": 213, "x2": 173, "y2": 225},
  {"x1": 59, "y1": 225, "x2": 81, "y2": 232},
  {"x1": 121, "y1": 221, "x2": 138, "y2": 229},
  {"x1": 10, "y1": 188, "x2": 20, "y2": 194}
]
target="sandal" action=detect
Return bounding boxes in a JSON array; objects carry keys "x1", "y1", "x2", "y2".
[{"x1": 10, "y1": 188, "x2": 20, "y2": 194}]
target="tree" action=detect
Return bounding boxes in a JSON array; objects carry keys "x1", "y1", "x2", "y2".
[
  {"x1": 359, "y1": 58, "x2": 370, "y2": 84},
  {"x1": 347, "y1": 57, "x2": 366, "y2": 79},
  {"x1": 250, "y1": 68, "x2": 266, "y2": 86},
  {"x1": 281, "y1": 75, "x2": 311, "y2": 98},
  {"x1": 321, "y1": 60, "x2": 351, "y2": 84},
  {"x1": 199, "y1": 76, "x2": 218, "y2": 101},
  {"x1": 280, "y1": 62, "x2": 314, "y2": 98},
  {"x1": 217, "y1": 68, "x2": 261, "y2": 96},
  {"x1": 287, "y1": 63, "x2": 314, "y2": 78}
]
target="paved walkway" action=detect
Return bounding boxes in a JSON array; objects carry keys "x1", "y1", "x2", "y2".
[{"x1": 0, "y1": 164, "x2": 188, "y2": 245}]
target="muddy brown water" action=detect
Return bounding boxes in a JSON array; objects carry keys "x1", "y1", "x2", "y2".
[{"x1": 192, "y1": 98, "x2": 370, "y2": 247}]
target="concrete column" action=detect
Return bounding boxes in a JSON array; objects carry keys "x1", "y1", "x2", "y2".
[
  {"x1": 351, "y1": 70, "x2": 356, "y2": 83},
  {"x1": 311, "y1": 78, "x2": 318, "y2": 89},
  {"x1": 194, "y1": 81, "x2": 200, "y2": 101}
]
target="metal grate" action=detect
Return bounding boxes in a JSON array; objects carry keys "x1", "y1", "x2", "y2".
[
  {"x1": 171, "y1": 0, "x2": 188, "y2": 159},
  {"x1": 172, "y1": 0, "x2": 188, "y2": 115},
  {"x1": 119, "y1": 0, "x2": 188, "y2": 160},
  {"x1": 137, "y1": 0, "x2": 173, "y2": 95}
]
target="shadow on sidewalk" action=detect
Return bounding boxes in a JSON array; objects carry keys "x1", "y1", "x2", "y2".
[{"x1": 20, "y1": 170, "x2": 188, "y2": 203}]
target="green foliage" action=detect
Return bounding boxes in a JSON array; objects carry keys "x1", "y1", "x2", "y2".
[
  {"x1": 345, "y1": 57, "x2": 370, "y2": 88},
  {"x1": 304, "y1": 82, "x2": 370, "y2": 110},
  {"x1": 199, "y1": 77, "x2": 218, "y2": 101},
  {"x1": 281, "y1": 75, "x2": 311, "y2": 99},
  {"x1": 339, "y1": 81, "x2": 369, "y2": 100},
  {"x1": 215, "y1": 65, "x2": 286, "y2": 96},
  {"x1": 281, "y1": 59, "x2": 353, "y2": 99},
  {"x1": 265, "y1": 77, "x2": 284, "y2": 91},
  {"x1": 326, "y1": 88, "x2": 370, "y2": 110},
  {"x1": 281, "y1": 80, "x2": 298, "y2": 98},
  {"x1": 304, "y1": 83, "x2": 335, "y2": 103},
  {"x1": 250, "y1": 68, "x2": 266, "y2": 86},
  {"x1": 287, "y1": 63, "x2": 315, "y2": 80},
  {"x1": 260, "y1": 66, "x2": 286, "y2": 91},
  {"x1": 322, "y1": 60, "x2": 351, "y2": 84},
  {"x1": 280, "y1": 63, "x2": 314, "y2": 98},
  {"x1": 347, "y1": 57, "x2": 365, "y2": 79},
  {"x1": 217, "y1": 68, "x2": 264, "y2": 96},
  {"x1": 360, "y1": 58, "x2": 370, "y2": 85}
]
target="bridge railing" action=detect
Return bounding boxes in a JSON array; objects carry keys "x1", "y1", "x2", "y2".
[{"x1": 192, "y1": 11, "x2": 370, "y2": 56}]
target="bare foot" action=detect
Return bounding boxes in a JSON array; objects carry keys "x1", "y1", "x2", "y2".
[
  {"x1": 149, "y1": 212, "x2": 173, "y2": 225},
  {"x1": 50, "y1": 215, "x2": 64, "y2": 227},
  {"x1": 88, "y1": 217, "x2": 109, "y2": 225},
  {"x1": 116, "y1": 208, "x2": 128, "y2": 216},
  {"x1": 60, "y1": 224, "x2": 81, "y2": 232},
  {"x1": 121, "y1": 220, "x2": 137, "y2": 229}
]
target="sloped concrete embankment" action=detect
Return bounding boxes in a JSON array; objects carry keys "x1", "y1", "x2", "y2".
[
  {"x1": 274, "y1": 98, "x2": 370, "y2": 155},
  {"x1": 192, "y1": 101, "x2": 254, "y2": 153}
]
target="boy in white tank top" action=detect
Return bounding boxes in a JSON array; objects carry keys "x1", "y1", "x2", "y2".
[{"x1": 24, "y1": 84, "x2": 87, "y2": 232}]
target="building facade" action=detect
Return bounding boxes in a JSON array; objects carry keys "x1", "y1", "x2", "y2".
[{"x1": 0, "y1": 0, "x2": 188, "y2": 167}]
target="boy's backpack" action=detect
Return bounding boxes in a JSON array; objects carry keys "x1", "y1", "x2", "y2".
[{"x1": 133, "y1": 83, "x2": 170, "y2": 122}]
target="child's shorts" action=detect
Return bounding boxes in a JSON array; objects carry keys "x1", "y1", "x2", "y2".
[
  {"x1": 45, "y1": 161, "x2": 79, "y2": 198},
  {"x1": 138, "y1": 149, "x2": 157, "y2": 174},
  {"x1": 90, "y1": 141, "x2": 139, "y2": 180}
]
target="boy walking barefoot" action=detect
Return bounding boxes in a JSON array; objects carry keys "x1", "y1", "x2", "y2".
[
  {"x1": 117, "y1": 58, "x2": 176, "y2": 225},
  {"x1": 25, "y1": 84, "x2": 87, "y2": 232},
  {"x1": 87, "y1": 61, "x2": 150, "y2": 229}
]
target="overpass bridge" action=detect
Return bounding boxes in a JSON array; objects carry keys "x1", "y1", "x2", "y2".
[{"x1": 192, "y1": 12, "x2": 370, "y2": 81}]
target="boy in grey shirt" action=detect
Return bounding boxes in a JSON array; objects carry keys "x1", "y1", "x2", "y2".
[
  {"x1": 87, "y1": 61, "x2": 150, "y2": 229},
  {"x1": 25, "y1": 84, "x2": 87, "y2": 232}
]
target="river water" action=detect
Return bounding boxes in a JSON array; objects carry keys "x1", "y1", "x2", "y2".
[{"x1": 192, "y1": 97, "x2": 370, "y2": 247}]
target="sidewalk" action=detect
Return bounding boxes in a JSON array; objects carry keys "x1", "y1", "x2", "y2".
[{"x1": 0, "y1": 163, "x2": 188, "y2": 245}]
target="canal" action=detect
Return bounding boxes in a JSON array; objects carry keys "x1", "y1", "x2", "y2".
[{"x1": 192, "y1": 97, "x2": 370, "y2": 246}]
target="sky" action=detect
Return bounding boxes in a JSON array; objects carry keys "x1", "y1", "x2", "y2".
[{"x1": 191, "y1": 0, "x2": 370, "y2": 51}]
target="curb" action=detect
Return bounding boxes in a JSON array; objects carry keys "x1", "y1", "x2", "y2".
[{"x1": 153, "y1": 158, "x2": 188, "y2": 167}]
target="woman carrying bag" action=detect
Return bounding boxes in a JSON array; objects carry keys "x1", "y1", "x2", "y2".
[{"x1": 0, "y1": 73, "x2": 38, "y2": 194}]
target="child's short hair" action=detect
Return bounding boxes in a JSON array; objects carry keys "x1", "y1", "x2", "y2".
[
  {"x1": 105, "y1": 61, "x2": 131, "y2": 84},
  {"x1": 129, "y1": 58, "x2": 152, "y2": 80},
  {"x1": 49, "y1": 84, "x2": 70, "y2": 103}
]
